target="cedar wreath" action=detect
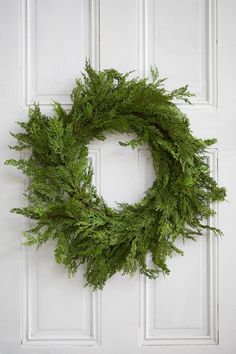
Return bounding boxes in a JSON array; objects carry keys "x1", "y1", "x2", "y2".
[{"x1": 6, "y1": 62, "x2": 226, "y2": 290}]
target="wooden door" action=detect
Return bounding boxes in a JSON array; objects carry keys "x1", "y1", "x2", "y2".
[{"x1": 1, "y1": 0, "x2": 236, "y2": 353}]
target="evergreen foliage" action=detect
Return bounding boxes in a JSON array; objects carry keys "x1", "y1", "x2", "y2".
[{"x1": 6, "y1": 62, "x2": 226, "y2": 290}]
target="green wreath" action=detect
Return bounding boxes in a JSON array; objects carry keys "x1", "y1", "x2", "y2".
[{"x1": 6, "y1": 62, "x2": 226, "y2": 290}]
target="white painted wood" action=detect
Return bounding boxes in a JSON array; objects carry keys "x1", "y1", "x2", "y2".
[
  {"x1": 1, "y1": 0, "x2": 236, "y2": 353},
  {"x1": 21, "y1": 151, "x2": 100, "y2": 347},
  {"x1": 22, "y1": 246, "x2": 101, "y2": 346},
  {"x1": 140, "y1": 0, "x2": 217, "y2": 106},
  {"x1": 139, "y1": 150, "x2": 218, "y2": 345},
  {"x1": 100, "y1": 0, "x2": 138, "y2": 73},
  {"x1": 21, "y1": 0, "x2": 99, "y2": 108}
]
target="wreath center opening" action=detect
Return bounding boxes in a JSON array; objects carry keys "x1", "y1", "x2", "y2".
[{"x1": 90, "y1": 132, "x2": 155, "y2": 209}]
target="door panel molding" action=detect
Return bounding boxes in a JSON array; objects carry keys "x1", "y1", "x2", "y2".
[
  {"x1": 138, "y1": 0, "x2": 217, "y2": 107},
  {"x1": 20, "y1": 0, "x2": 100, "y2": 109},
  {"x1": 139, "y1": 149, "x2": 219, "y2": 346},
  {"x1": 21, "y1": 150, "x2": 101, "y2": 347}
]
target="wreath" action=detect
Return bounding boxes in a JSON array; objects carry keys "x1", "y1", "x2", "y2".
[{"x1": 6, "y1": 62, "x2": 226, "y2": 290}]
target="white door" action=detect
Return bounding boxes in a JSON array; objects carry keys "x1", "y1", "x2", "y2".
[{"x1": 1, "y1": 0, "x2": 236, "y2": 353}]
